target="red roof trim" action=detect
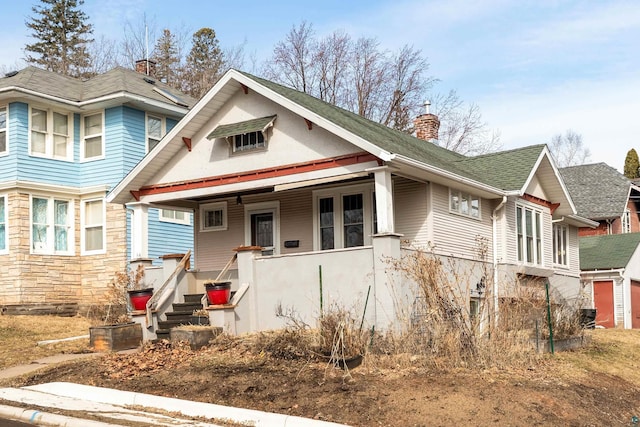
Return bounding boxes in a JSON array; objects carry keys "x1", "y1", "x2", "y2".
[
  {"x1": 522, "y1": 193, "x2": 560, "y2": 214},
  {"x1": 136, "y1": 152, "x2": 381, "y2": 197}
]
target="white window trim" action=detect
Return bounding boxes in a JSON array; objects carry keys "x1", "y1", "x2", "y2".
[
  {"x1": 146, "y1": 113, "x2": 166, "y2": 153},
  {"x1": 28, "y1": 105, "x2": 74, "y2": 161},
  {"x1": 0, "y1": 193, "x2": 7, "y2": 254},
  {"x1": 516, "y1": 202, "x2": 545, "y2": 266},
  {"x1": 312, "y1": 183, "x2": 374, "y2": 251},
  {"x1": 81, "y1": 198, "x2": 106, "y2": 255},
  {"x1": 622, "y1": 208, "x2": 631, "y2": 234},
  {"x1": 159, "y1": 208, "x2": 192, "y2": 226},
  {"x1": 449, "y1": 188, "x2": 481, "y2": 219},
  {"x1": 200, "y1": 201, "x2": 227, "y2": 232},
  {"x1": 552, "y1": 224, "x2": 569, "y2": 267},
  {"x1": 229, "y1": 131, "x2": 268, "y2": 154},
  {"x1": 244, "y1": 201, "x2": 280, "y2": 255},
  {"x1": 30, "y1": 194, "x2": 75, "y2": 255},
  {"x1": 80, "y1": 111, "x2": 105, "y2": 161},
  {"x1": 0, "y1": 104, "x2": 8, "y2": 156}
]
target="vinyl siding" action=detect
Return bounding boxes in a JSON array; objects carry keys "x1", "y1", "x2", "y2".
[
  {"x1": 393, "y1": 178, "x2": 428, "y2": 247},
  {"x1": 15, "y1": 104, "x2": 80, "y2": 186},
  {"x1": 430, "y1": 182, "x2": 493, "y2": 260},
  {"x1": 0, "y1": 103, "x2": 21, "y2": 181},
  {"x1": 147, "y1": 208, "x2": 194, "y2": 266}
]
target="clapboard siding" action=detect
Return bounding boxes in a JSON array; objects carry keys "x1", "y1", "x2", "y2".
[
  {"x1": 0, "y1": 103, "x2": 21, "y2": 180},
  {"x1": 147, "y1": 208, "x2": 194, "y2": 265},
  {"x1": 430, "y1": 183, "x2": 493, "y2": 260},
  {"x1": 393, "y1": 178, "x2": 428, "y2": 247}
]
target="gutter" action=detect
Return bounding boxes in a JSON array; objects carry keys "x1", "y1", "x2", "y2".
[
  {"x1": 491, "y1": 196, "x2": 508, "y2": 322},
  {"x1": 0, "y1": 87, "x2": 190, "y2": 115}
]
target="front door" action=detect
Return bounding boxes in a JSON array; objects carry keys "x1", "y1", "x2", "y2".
[
  {"x1": 631, "y1": 280, "x2": 640, "y2": 329},
  {"x1": 251, "y1": 212, "x2": 274, "y2": 255},
  {"x1": 593, "y1": 280, "x2": 615, "y2": 328}
]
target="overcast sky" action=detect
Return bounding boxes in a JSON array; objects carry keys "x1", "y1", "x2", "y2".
[{"x1": 1, "y1": 0, "x2": 638, "y2": 172}]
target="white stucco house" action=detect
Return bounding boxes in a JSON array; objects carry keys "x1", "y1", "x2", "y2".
[{"x1": 106, "y1": 69, "x2": 595, "y2": 337}]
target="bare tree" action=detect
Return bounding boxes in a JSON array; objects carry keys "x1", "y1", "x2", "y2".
[
  {"x1": 263, "y1": 21, "x2": 316, "y2": 93},
  {"x1": 119, "y1": 15, "x2": 158, "y2": 69},
  {"x1": 347, "y1": 37, "x2": 389, "y2": 121},
  {"x1": 548, "y1": 130, "x2": 591, "y2": 167},
  {"x1": 314, "y1": 30, "x2": 351, "y2": 105},
  {"x1": 87, "y1": 35, "x2": 119, "y2": 74},
  {"x1": 430, "y1": 90, "x2": 501, "y2": 156}
]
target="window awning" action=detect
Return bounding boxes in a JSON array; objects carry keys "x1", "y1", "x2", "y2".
[{"x1": 207, "y1": 115, "x2": 277, "y2": 140}]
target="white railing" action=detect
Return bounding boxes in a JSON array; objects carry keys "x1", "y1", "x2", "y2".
[{"x1": 145, "y1": 250, "x2": 191, "y2": 327}]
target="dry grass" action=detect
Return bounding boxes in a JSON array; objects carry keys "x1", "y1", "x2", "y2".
[
  {"x1": 554, "y1": 329, "x2": 640, "y2": 384},
  {"x1": 0, "y1": 315, "x2": 91, "y2": 369}
]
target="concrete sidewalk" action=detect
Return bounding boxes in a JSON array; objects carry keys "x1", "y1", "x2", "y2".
[
  {"x1": 0, "y1": 353, "x2": 101, "y2": 380},
  {"x1": 0, "y1": 382, "x2": 351, "y2": 427}
]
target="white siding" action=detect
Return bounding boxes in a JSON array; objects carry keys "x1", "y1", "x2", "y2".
[
  {"x1": 393, "y1": 178, "x2": 428, "y2": 246},
  {"x1": 430, "y1": 183, "x2": 493, "y2": 260}
]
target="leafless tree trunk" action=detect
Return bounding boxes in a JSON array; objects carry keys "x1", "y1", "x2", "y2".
[{"x1": 548, "y1": 130, "x2": 591, "y2": 167}]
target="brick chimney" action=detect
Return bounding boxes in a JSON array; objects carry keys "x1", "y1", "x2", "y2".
[
  {"x1": 413, "y1": 101, "x2": 440, "y2": 143},
  {"x1": 135, "y1": 59, "x2": 157, "y2": 77}
]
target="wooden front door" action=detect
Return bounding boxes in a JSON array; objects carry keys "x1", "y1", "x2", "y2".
[
  {"x1": 631, "y1": 280, "x2": 640, "y2": 329},
  {"x1": 593, "y1": 280, "x2": 615, "y2": 328}
]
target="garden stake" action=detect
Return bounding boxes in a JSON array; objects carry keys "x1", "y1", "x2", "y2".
[
  {"x1": 359, "y1": 285, "x2": 371, "y2": 333},
  {"x1": 319, "y1": 265, "x2": 323, "y2": 317}
]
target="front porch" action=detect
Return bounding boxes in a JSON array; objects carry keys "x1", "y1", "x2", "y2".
[{"x1": 135, "y1": 234, "x2": 404, "y2": 341}]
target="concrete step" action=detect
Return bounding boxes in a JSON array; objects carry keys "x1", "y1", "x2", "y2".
[
  {"x1": 172, "y1": 302, "x2": 203, "y2": 312},
  {"x1": 183, "y1": 294, "x2": 205, "y2": 304}
]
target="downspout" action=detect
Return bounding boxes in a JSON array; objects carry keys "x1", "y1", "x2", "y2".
[{"x1": 491, "y1": 196, "x2": 508, "y2": 323}]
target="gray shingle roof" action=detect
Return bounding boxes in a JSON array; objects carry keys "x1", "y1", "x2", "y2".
[
  {"x1": 579, "y1": 232, "x2": 640, "y2": 270},
  {"x1": 238, "y1": 71, "x2": 544, "y2": 191},
  {"x1": 560, "y1": 163, "x2": 630, "y2": 220},
  {"x1": 0, "y1": 66, "x2": 197, "y2": 108}
]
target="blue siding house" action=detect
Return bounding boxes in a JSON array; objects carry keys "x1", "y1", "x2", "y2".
[{"x1": 0, "y1": 64, "x2": 195, "y2": 309}]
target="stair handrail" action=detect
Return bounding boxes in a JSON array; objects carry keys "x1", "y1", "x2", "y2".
[
  {"x1": 145, "y1": 250, "x2": 191, "y2": 328},
  {"x1": 201, "y1": 252, "x2": 238, "y2": 308}
]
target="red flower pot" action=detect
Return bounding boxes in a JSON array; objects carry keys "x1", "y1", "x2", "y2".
[
  {"x1": 205, "y1": 282, "x2": 231, "y2": 305},
  {"x1": 128, "y1": 288, "x2": 154, "y2": 311}
]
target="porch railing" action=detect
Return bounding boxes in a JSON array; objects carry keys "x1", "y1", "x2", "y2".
[{"x1": 144, "y1": 250, "x2": 191, "y2": 327}]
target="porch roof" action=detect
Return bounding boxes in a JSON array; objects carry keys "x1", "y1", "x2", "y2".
[{"x1": 207, "y1": 115, "x2": 276, "y2": 139}]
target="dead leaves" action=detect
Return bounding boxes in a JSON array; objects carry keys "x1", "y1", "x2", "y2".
[{"x1": 103, "y1": 340, "x2": 194, "y2": 380}]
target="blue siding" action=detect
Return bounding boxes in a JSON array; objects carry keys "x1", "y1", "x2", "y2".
[
  {"x1": 0, "y1": 103, "x2": 23, "y2": 181},
  {"x1": 147, "y1": 208, "x2": 194, "y2": 265},
  {"x1": 166, "y1": 117, "x2": 178, "y2": 132}
]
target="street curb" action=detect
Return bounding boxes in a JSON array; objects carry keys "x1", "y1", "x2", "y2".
[
  {"x1": 26, "y1": 382, "x2": 351, "y2": 426},
  {"x1": 0, "y1": 403, "x2": 117, "y2": 426}
]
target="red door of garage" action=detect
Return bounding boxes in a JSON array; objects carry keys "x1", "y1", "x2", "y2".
[
  {"x1": 631, "y1": 280, "x2": 640, "y2": 329},
  {"x1": 593, "y1": 280, "x2": 615, "y2": 328}
]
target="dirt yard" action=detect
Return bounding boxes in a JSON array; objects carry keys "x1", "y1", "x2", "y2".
[{"x1": 1, "y1": 320, "x2": 639, "y2": 427}]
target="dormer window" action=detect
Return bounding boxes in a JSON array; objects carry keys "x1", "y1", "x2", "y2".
[
  {"x1": 207, "y1": 115, "x2": 276, "y2": 155},
  {"x1": 233, "y1": 131, "x2": 265, "y2": 152}
]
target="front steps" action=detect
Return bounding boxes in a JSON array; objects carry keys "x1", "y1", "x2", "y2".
[{"x1": 155, "y1": 293, "x2": 209, "y2": 341}]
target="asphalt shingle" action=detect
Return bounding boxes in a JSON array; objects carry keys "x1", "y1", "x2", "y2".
[
  {"x1": 579, "y1": 233, "x2": 640, "y2": 270},
  {"x1": 560, "y1": 163, "x2": 631, "y2": 220}
]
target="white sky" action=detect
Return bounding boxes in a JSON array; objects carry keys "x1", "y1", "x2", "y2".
[{"x1": 1, "y1": 0, "x2": 638, "y2": 171}]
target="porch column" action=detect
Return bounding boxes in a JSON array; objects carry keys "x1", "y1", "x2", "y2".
[
  {"x1": 369, "y1": 166, "x2": 395, "y2": 233},
  {"x1": 371, "y1": 233, "x2": 403, "y2": 331},
  {"x1": 128, "y1": 202, "x2": 149, "y2": 260},
  {"x1": 235, "y1": 246, "x2": 263, "y2": 333}
]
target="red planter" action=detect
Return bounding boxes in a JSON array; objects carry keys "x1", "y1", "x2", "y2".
[
  {"x1": 127, "y1": 288, "x2": 154, "y2": 311},
  {"x1": 205, "y1": 282, "x2": 231, "y2": 305}
]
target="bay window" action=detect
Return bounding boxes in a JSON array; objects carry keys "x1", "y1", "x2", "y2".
[
  {"x1": 31, "y1": 196, "x2": 73, "y2": 254},
  {"x1": 516, "y1": 204, "x2": 543, "y2": 265},
  {"x1": 552, "y1": 224, "x2": 568, "y2": 266},
  {"x1": 30, "y1": 107, "x2": 72, "y2": 160},
  {"x1": 0, "y1": 106, "x2": 6, "y2": 153}
]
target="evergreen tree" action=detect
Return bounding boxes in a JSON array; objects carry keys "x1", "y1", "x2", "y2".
[
  {"x1": 624, "y1": 148, "x2": 639, "y2": 179},
  {"x1": 152, "y1": 29, "x2": 180, "y2": 86},
  {"x1": 24, "y1": 0, "x2": 94, "y2": 78},
  {"x1": 183, "y1": 28, "x2": 224, "y2": 98}
]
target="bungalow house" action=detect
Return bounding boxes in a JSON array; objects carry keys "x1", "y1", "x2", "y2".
[
  {"x1": 107, "y1": 69, "x2": 595, "y2": 336},
  {"x1": 560, "y1": 162, "x2": 640, "y2": 236},
  {"x1": 579, "y1": 233, "x2": 640, "y2": 328},
  {"x1": 0, "y1": 63, "x2": 195, "y2": 312}
]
